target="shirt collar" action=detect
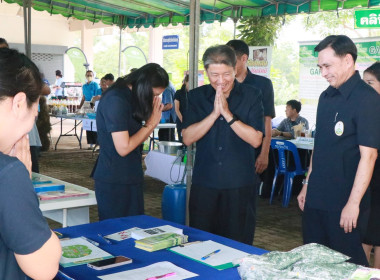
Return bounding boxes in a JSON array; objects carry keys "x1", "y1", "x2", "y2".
[{"x1": 332, "y1": 70, "x2": 361, "y2": 100}]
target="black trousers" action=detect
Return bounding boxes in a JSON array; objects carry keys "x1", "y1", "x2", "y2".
[
  {"x1": 189, "y1": 184, "x2": 257, "y2": 245},
  {"x1": 303, "y1": 206, "x2": 369, "y2": 266},
  {"x1": 86, "y1": 131, "x2": 98, "y2": 145},
  {"x1": 95, "y1": 181, "x2": 144, "y2": 221},
  {"x1": 30, "y1": 146, "x2": 40, "y2": 173}
]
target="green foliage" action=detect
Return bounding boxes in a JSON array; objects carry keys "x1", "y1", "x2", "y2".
[
  {"x1": 270, "y1": 67, "x2": 298, "y2": 105},
  {"x1": 93, "y1": 30, "x2": 149, "y2": 79},
  {"x1": 237, "y1": 16, "x2": 283, "y2": 46},
  {"x1": 302, "y1": 10, "x2": 354, "y2": 37}
]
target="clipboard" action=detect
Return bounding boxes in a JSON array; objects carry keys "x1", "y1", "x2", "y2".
[{"x1": 168, "y1": 240, "x2": 249, "y2": 270}]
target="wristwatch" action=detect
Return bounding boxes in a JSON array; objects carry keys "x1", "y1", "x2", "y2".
[
  {"x1": 302, "y1": 179, "x2": 308, "y2": 185},
  {"x1": 228, "y1": 115, "x2": 238, "y2": 126}
]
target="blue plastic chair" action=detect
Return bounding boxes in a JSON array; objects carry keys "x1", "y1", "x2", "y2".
[{"x1": 270, "y1": 139, "x2": 307, "y2": 207}]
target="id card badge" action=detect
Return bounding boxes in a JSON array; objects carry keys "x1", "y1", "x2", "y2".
[{"x1": 335, "y1": 121, "x2": 344, "y2": 136}]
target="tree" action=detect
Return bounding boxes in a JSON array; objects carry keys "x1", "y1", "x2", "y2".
[{"x1": 237, "y1": 16, "x2": 284, "y2": 46}]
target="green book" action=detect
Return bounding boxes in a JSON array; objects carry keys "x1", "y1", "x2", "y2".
[{"x1": 135, "y1": 233, "x2": 188, "y2": 252}]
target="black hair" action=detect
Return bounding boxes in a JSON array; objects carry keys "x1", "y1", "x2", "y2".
[
  {"x1": 109, "y1": 63, "x2": 169, "y2": 122},
  {"x1": 226, "y1": 39, "x2": 249, "y2": 58},
  {"x1": 55, "y1": 70, "x2": 62, "y2": 77},
  {"x1": 86, "y1": 70, "x2": 94, "y2": 76},
  {"x1": 0, "y1": 38, "x2": 9, "y2": 48},
  {"x1": 202, "y1": 45, "x2": 237, "y2": 70},
  {"x1": 314, "y1": 35, "x2": 357, "y2": 62},
  {"x1": 104, "y1": 73, "x2": 114, "y2": 81},
  {"x1": 0, "y1": 48, "x2": 42, "y2": 107},
  {"x1": 364, "y1": 62, "x2": 380, "y2": 82},
  {"x1": 286, "y1": 100, "x2": 302, "y2": 113}
]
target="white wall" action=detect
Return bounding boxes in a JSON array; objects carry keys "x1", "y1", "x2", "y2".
[{"x1": 0, "y1": 2, "x2": 76, "y2": 46}]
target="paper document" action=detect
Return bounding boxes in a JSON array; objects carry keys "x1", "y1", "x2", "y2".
[
  {"x1": 131, "y1": 225, "x2": 183, "y2": 240},
  {"x1": 169, "y1": 240, "x2": 250, "y2": 270},
  {"x1": 104, "y1": 227, "x2": 141, "y2": 241},
  {"x1": 98, "y1": 261, "x2": 198, "y2": 280},
  {"x1": 59, "y1": 237, "x2": 113, "y2": 267}
]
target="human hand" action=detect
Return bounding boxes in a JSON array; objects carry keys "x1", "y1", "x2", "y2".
[
  {"x1": 255, "y1": 152, "x2": 269, "y2": 174},
  {"x1": 9, "y1": 135, "x2": 32, "y2": 178},
  {"x1": 272, "y1": 129, "x2": 280, "y2": 137},
  {"x1": 340, "y1": 202, "x2": 359, "y2": 233},
  {"x1": 297, "y1": 184, "x2": 308, "y2": 211},
  {"x1": 211, "y1": 87, "x2": 221, "y2": 119},
  {"x1": 147, "y1": 96, "x2": 164, "y2": 128},
  {"x1": 217, "y1": 86, "x2": 231, "y2": 119}
]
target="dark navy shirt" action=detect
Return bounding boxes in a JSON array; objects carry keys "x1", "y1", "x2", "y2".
[
  {"x1": 183, "y1": 82, "x2": 264, "y2": 189},
  {"x1": 93, "y1": 87, "x2": 144, "y2": 184},
  {"x1": 243, "y1": 69, "x2": 275, "y2": 118},
  {"x1": 307, "y1": 71, "x2": 380, "y2": 211},
  {"x1": 0, "y1": 154, "x2": 51, "y2": 279}
]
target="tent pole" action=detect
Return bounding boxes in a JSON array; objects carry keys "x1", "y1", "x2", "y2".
[
  {"x1": 27, "y1": 0, "x2": 31, "y2": 59},
  {"x1": 118, "y1": 25, "x2": 122, "y2": 77},
  {"x1": 186, "y1": 0, "x2": 200, "y2": 226}
]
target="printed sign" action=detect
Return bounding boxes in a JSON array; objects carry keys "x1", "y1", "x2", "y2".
[
  {"x1": 354, "y1": 9, "x2": 380, "y2": 29},
  {"x1": 162, "y1": 35, "x2": 179, "y2": 50}
]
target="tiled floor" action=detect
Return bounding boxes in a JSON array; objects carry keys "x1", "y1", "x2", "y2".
[{"x1": 41, "y1": 122, "x2": 303, "y2": 252}]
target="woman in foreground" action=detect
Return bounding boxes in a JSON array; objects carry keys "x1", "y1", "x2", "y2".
[{"x1": 0, "y1": 48, "x2": 61, "y2": 279}]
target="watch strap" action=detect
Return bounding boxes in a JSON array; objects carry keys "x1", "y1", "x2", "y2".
[{"x1": 228, "y1": 115, "x2": 238, "y2": 126}]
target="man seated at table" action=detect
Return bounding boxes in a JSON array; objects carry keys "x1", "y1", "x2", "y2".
[{"x1": 271, "y1": 100, "x2": 309, "y2": 139}]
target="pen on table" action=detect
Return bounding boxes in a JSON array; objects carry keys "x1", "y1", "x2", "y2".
[
  {"x1": 201, "y1": 249, "x2": 221, "y2": 260},
  {"x1": 81, "y1": 236, "x2": 99, "y2": 246},
  {"x1": 98, "y1": 233, "x2": 112, "y2": 245},
  {"x1": 145, "y1": 272, "x2": 176, "y2": 280}
]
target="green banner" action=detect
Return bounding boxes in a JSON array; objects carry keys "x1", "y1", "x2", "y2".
[{"x1": 354, "y1": 9, "x2": 380, "y2": 29}]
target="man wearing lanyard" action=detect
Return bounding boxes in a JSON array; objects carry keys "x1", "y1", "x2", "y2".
[{"x1": 297, "y1": 35, "x2": 380, "y2": 265}]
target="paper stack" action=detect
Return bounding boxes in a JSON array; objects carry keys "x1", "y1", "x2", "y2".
[
  {"x1": 135, "y1": 233, "x2": 188, "y2": 252},
  {"x1": 131, "y1": 225, "x2": 183, "y2": 240}
]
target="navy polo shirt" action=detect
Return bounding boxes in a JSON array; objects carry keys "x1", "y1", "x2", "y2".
[
  {"x1": 183, "y1": 82, "x2": 264, "y2": 189},
  {"x1": 307, "y1": 71, "x2": 380, "y2": 211},
  {"x1": 92, "y1": 87, "x2": 144, "y2": 184},
  {"x1": 243, "y1": 69, "x2": 275, "y2": 118}
]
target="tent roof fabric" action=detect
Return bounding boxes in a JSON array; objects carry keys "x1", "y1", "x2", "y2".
[{"x1": 5, "y1": 0, "x2": 380, "y2": 28}]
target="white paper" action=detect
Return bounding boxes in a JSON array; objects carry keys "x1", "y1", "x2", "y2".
[
  {"x1": 104, "y1": 227, "x2": 142, "y2": 241},
  {"x1": 59, "y1": 237, "x2": 113, "y2": 267},
  {"x1": 131, "y1": 225, "x2": 183, "y2": 240},
  {"x1": 98, "y1": 261, "x2": 198, "y2": 280},
  {"x1": 170, "y1": 240, "x2": 249, "y2": 267}
]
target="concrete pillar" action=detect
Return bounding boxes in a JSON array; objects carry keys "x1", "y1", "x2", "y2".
[{"x1": 148, "y1": 26, "x2": 163, "y2": 66}]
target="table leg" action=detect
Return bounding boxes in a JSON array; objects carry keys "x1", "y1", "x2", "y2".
[
  {"x1": 55, "y1": 118, "x2": 64, "y2": 150},
  {"x1": 62, "y1": 208, "x2": 68, "y2": 228}
]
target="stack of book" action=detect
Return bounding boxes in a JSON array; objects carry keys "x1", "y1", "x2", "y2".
[{"x1": 135, "y1": 233, "x2": 188, "y2": 252}]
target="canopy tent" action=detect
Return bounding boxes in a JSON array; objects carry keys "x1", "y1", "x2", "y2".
[
  {"x1": 5, "y1": 0, "x2": 380, "y2": 29},
  {"x1": 6, "y1": 0, "x2": 380, "y2": 225}
]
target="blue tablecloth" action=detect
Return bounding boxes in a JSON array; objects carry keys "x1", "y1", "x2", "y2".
[{"x1": 55, "y1": 215, "x2": 267, "y2": 279}]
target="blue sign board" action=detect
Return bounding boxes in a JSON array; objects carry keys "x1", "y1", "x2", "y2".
[{"x1": 162, "y1": 35, "x2": 179, "y2": 50}]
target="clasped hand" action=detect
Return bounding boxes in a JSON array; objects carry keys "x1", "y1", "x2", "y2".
[
  {"x1": 212, "y1": 85, "x2": 231, "y2": 120},
  {"x1": 9, "y1": 134, "x2": 32, "y2": 178},
  {"x1": 146, "y1": 96, "x2": 164, "y2": 128}
]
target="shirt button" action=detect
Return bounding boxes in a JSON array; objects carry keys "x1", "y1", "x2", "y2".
[
  {"x1": 218, "y1": 162, "x2": 222, "y2": 166},
  {"x1": 218, "y1": 147, "x2": 222, "y2": 151},
  {"x1": 220, "y1": 117, "x2": 223, "y2": 121}
]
